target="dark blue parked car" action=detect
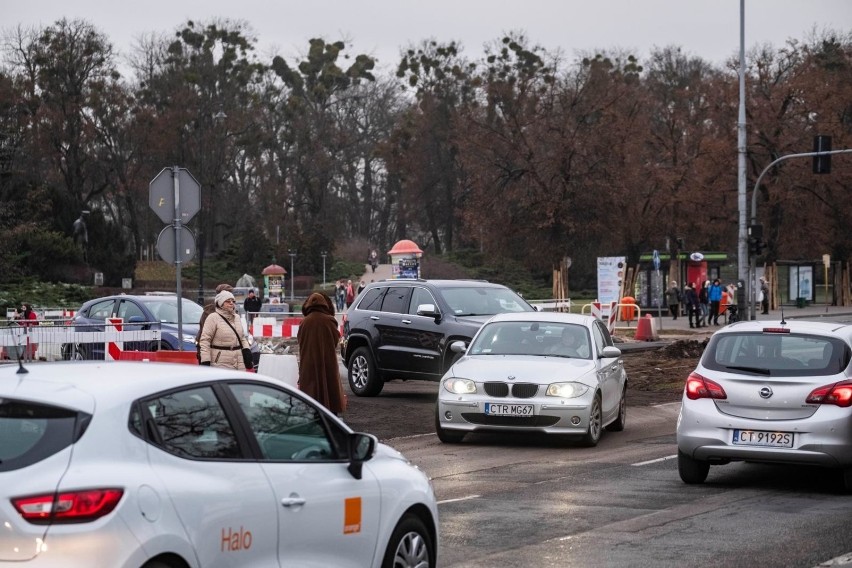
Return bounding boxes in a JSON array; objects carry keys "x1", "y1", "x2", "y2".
[{"x1": 62, "y1": 294, "x2": 204, "y2": 360}]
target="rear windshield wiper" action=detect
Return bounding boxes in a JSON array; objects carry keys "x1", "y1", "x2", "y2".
[{"x1": 724, "y1": 365, "x2": 771, "y2": 375}]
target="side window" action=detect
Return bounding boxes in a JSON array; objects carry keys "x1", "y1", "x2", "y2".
[
  {"x1": 356, "y1": 287, "x2": 385, "y2": 311},
  {"x1": 117, "y1": 300, "x2": 146, "y2": 321},
  {"x1": 595, "y1": 322, "x2": 615, "y2": 347},
  {"x1": 381, "y1": 287, "x2": 413, "y2": 314},
  {"x1": 143, "y1": 386, "x2": 240, "y2": 460},
  {"x1": 409, "y1": 287, "x2": 437, "y2": 316},
  {"x1": 87, "y1": 299, "x2": 116, "y2": 320},
  {"x1": 591, "y1": 324, "x2": 607, "y2": 355},
  {"x1": 228, "y1": 383, "x2": 338, "y2": 461}
]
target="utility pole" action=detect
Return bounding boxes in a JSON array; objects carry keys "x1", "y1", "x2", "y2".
[{"x1": 736, "y1": 0, "x2": 749, "y2": 308}]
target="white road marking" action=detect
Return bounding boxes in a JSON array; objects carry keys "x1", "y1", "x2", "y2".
[
  {"x1": 632, "y1": 454, "x2": 677, "y2": 466},
  {"x1": 438, "y1": 494, "x2": 481, "y2": 505}
]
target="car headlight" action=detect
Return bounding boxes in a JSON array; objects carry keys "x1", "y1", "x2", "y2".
[
  {"x1": 443, "y1": 378, "x2": 476, "y2": 394},
  {"x1": 182, "y1": 334, "x2": 197, "y2": 344},
  {"x1": 546, "y1": 382, "x2": 589, "y2": 398}
]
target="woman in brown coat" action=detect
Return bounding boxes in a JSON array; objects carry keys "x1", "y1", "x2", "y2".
[
  {"x1": 199, "y1": 290, "x2": 251, "y2": 370},
  {"x1": 297, "y1": 293, "x2": 346, "y2": 415}
]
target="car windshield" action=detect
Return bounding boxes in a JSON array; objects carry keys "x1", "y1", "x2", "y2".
[
  {"x1": 703, "y1": 332, "x2": 850, "y2": 377},
  {"x1": 140, "y1": 297, "x2": 204, "y2": 324},
  {"x1": 438, "y1": 287, "x2": 533, "y2": 316},
  {"x1": 468, "y1": 321, "x2": 591, "y2": 359}
]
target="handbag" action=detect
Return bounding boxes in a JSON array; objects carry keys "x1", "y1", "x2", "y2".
[{"x1": 218, "y1": 315, "x2": 254, "y2": 370}]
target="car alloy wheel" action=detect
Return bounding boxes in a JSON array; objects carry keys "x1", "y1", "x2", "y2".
[
  {"x1": 579, "y1": 392, "x2": 602, "y2": 447},
  {"x1": 382, "y1": 514, "x2": 433, "y2": 568},
  {"x1": 348, "y1": 346, "x2": 384, "y2": 397}
]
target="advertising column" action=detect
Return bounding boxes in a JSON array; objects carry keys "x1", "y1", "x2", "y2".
[{"x1": 597, "y1": 257, "x2": 626, "y2": 318}]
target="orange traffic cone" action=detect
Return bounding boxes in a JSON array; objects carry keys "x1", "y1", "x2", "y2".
[{"x1": 634, "y1": 314, "x2": 659, "y2": 341}]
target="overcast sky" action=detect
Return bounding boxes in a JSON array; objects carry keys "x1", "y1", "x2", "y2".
[{"x1": 8, "y1": 0, "x2": 852, "y2": 74}]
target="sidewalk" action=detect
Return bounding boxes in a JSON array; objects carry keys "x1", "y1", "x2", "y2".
[{"x1": 640, "y1": 302, "x2": 852, "y2": 338}]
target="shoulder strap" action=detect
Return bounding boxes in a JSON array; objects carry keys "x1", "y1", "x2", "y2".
[{"x1": 218, "y1": 314, "x2": 246, "y2": 347}]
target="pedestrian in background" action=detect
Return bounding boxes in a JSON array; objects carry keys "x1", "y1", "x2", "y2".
[
  {"x1": 243, "y1": 289, "x2": 262, "y2": 326},
  {"x1": 759, "y1": 277, "x2": 770, "y2": 314},
  {"x1": 685, "y1": 283, "x2": 702, "y2": 329},
  {"x1": 708, "y1": 278, "x2": 724, "y2": 325},
  {"x1": 345, "y1": 279, "x2": 355, "y2": 309},
  {"x1": 357, "y1": 279, "x2": 366, "y2": 296},
  {"x1": 199, "y1": 290, "x2": 253, "y2": 370},
  {"x1": 297, "y1": 293, "x2": 346, "y2": 416},
  {"x1": 665, "y1": 281, "x2": 681, "y2": 320},
  {"x1": 196, "y1": 283, "x2": 233, "y2": 363},
  {"x1": 698, "y1": 280, "x2": 710, "y2": 327},
  {"x1": 17, "y1": 303, "x2": 38, "y2": 325}
]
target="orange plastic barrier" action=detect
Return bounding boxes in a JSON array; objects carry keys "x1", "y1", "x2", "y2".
[
  {"x1": 634, "y1": 314, "x2": 659, "y2": 341},
  {"x1": 620, "y1": 297, "x2": 636, "y2": 322}
]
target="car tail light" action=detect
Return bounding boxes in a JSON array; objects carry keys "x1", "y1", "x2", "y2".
[
  {"x1": 12, "y1": 488, "x2": 124, "y2": 524},
  {"x1": 761, "y1": 327, "x2": 790, "y2": 334},
  {"x1": 806, "y1": 380, "x2": 852, "y2": 407},
  {"x1": 685, "y1": 372, "x2": 727, "y2": 400}
]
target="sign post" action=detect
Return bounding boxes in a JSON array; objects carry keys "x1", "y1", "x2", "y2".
[{"x1": 149, "y1": 167, "x2": 201, "y2": 349}]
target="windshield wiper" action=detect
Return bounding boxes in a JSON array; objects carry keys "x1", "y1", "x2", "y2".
[{"x1": 724, "y1": 365, "x2": 770, "y2": 375}]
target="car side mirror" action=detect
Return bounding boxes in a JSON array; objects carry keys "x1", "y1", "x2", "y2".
[
  {"x1": 450, "y1": 340, "x2": 467, "y2": 354},
  {"x1": 600, "y1": 346, "x2": 622, "y2": 359},
  {"x1": 347, "y1": 432, "x2": 377, "y2": 480},
  {"x1": 417, "y1": 303, "x2": 441, "y2": 321}
]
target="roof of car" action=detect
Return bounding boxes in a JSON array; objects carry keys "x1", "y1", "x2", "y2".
[
  {"x1": 368, "y1": 279, "x2": 504, "y2": 288},
  {"x1": 716, "y1": 319, "x2": 852, "y2": 336},
  {"x1": 0, "y1": 362, "x2": 288, "y2": 411},
  {"x1": 487, "y1": 312, "x2": 596, "y2": 325}
]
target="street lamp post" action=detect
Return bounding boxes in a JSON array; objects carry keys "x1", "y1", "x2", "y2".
[
  {"x1": 321, "y1": 251, "x2": 327, "y2": 287},
  {"x1": 288, "y1": 250, "x2": 296, "y2": 301}
]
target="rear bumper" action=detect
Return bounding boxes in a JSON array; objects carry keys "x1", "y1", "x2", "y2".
[{"x1": 677, "y1": 400, "x2": 852, "y2": 467}]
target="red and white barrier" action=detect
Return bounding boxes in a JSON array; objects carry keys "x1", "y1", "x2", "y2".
[
  {"x1": 251, "y1": 317, "x2": 303, "y2": 338},
  {"x1": 590, "y1": 301, "x2": 618, "y2": 333}
]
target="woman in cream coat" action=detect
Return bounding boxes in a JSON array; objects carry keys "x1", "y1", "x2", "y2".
[{"x1": 199, "y1": 290, "x2": 251, "y2": 369}]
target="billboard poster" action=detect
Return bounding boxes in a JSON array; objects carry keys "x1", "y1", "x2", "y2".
[
  {"x1": 597, "y1": 257, "x2": 626, "y2": 317},
  {"x1": 789, "y1": 265, "x2": 813, "y2": 301}
]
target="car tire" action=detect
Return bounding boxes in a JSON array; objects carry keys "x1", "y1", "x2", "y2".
[
  {"x1": 70, "y1": 344, "x2": 88, "y2": 361},
  {"x1": 605, "y1": 386, "x2": 627, "y2": 432},
  {"x1": 578, "y1": 392, "x2": 603, "y2": 447},
  {"x1": 842, "y1": 468, "x2": 852, "y2": 493},
  {"x1": 678, "y1": 450, "x2": 710, "y2": 484},
  {"x1": 381, "y1": 513, "x2": 434, "y2": 568},
  {"x1": 435, "y1": 406, "x2": 466, "y2": 444},
  {"x1": 348, "y1": 346, "x2": 384, "y2": 397}
]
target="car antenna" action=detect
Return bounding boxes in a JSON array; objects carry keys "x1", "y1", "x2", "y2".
[
  {"x1": 779, "y1": 305, "x2": 786, "y2": 326},
  {"x1": 13, "y1": 335, "x2": 28, "y2": 374}
]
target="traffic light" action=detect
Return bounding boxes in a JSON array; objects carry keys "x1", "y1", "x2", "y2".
[
  {"x1": 813, "y1": 135, "x2": 832, "y2": 174},
  {"x1": 748, "y1": 224, "x2": 766, "y2": 256}
]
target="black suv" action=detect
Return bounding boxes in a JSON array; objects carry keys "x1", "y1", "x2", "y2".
[{"x1": 341, "y1": 279, "x2": 535, "y2": 396}]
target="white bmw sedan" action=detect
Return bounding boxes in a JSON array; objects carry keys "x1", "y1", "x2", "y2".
[
  {"x1": 435, "y1": 313, "x2": 628, "y2": 446},
  {"x1": 0, "y1": 361, "x2": 438, "y2": 568}
]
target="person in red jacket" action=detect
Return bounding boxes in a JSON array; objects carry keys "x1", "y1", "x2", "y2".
[{"x1": 17, "y1": 303, "x2": 39, "y2": 359}]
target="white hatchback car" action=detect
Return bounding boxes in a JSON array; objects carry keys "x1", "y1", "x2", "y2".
[
  {"x1": 435, "y1": 312, "x2": 628, "y2": 446},
  {"x1": 0, "y1": 361, "x2": 438, "y2": 568},
  {"x1": 677, "y1": 318, "x2": 852, "y2": 490}
]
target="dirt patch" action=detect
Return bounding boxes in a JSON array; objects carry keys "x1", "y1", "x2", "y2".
[{"x1": 621, "y1": 339, "x2": 706, "y2": 406}]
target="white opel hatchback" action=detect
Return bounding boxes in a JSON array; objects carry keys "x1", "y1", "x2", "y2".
[
  {"x1": 0, "y1": 361, "x2": 438, "y2": 568},
  {"x1": 677, "y1": 318, "x2": 852, "y2": 490}
]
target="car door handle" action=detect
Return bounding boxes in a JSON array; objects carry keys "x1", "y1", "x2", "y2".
[
  {"x1": 281, "y1": 496, "x2": 306, "y2": 507},
  {"x1": 401, "y1": 319, "x2": 412, "y2": 324},
  {"x1": 370, "y1": 316, "x2": 380, "y2": 320}
]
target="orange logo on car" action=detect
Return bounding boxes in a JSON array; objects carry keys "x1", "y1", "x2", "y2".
[{"x1": 344, "y1": 497, "x2": 361, "y2": 534}]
